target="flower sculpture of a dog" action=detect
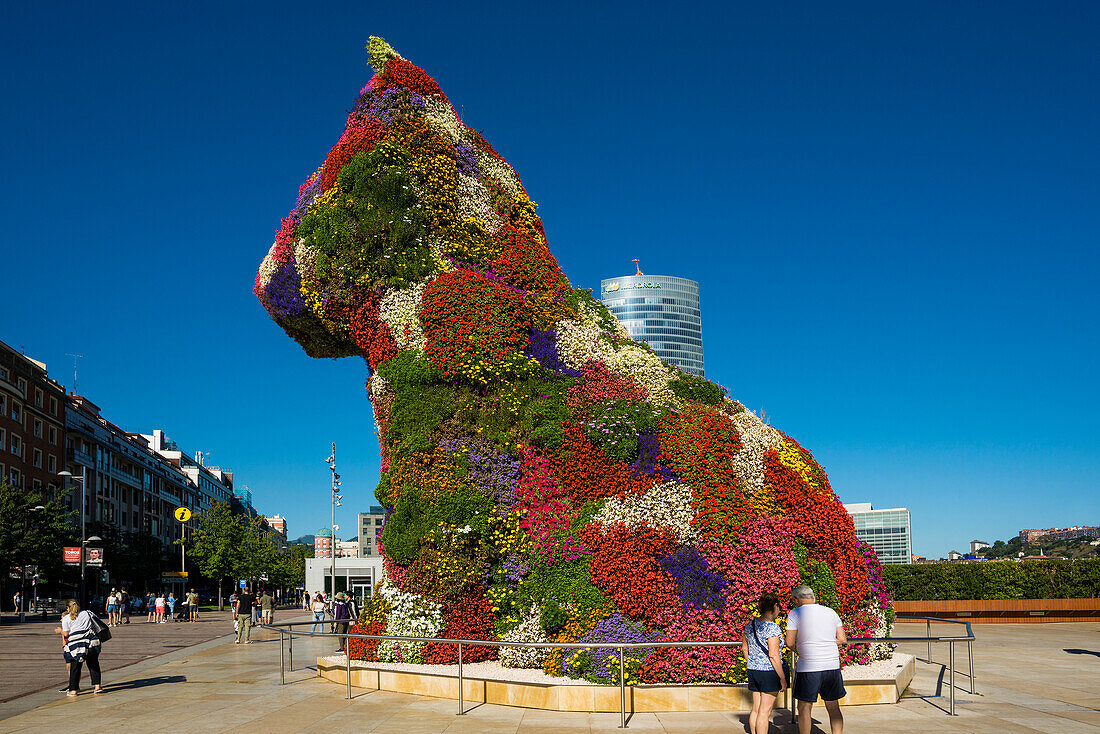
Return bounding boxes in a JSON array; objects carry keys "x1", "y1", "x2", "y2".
[{"x1": 255, "y1": 38, "x2": 893, "y2": 683}]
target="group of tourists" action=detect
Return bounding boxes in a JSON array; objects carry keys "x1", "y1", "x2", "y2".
[
  {"x1": 744, "y1": 585, "x2": 848, "y2": 734},
  {"x1": 229, "y1": 587, "x2": 274, "y2": 644},
  {"x1": 304, "y1": 590, "x2": 358, "y2": 651}
]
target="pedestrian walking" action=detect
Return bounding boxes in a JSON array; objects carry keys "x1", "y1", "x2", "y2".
[
  {"x1": 785, "y1": 585, "x2": 847, "y2": 734},
  {"x1": 186, "y1": 588, "x2": 200, "y2": 622},
  {"x1": 58, "y1": 600, "x2": 104, "y2": 696},
  {"x1": 310, "y1": 593, "x2": 327, "y2": 634},
  {"x1": 119, "y1": 588, "x2": 131, "y2": 624},
  {"x1": 13, "y1": 591, "x2": 21, "y2": 612},
  {"x1": 235, "y1": 588, "x2": 256, "y2": 644},
  {"x1": 154, "y1": 592, "x2": 167, "y2": 623},
  {"x1": 167, "y1": 592, "x2": 177, "y2": 622},
  {"x1": 259, "y1": 589, "x2": 274, "y2": 626},
  {"x1": 230, "y1": 590, "x2": 240, "y2": 634},
  {"x1": 743, "y1": 592, "x2": 788, "y2": 734},
  {"x1": 105, "y1": 590, "x2": 119, "y2": 627},
  {"x1": 302, "y1": 590, "x2": 310, "y2": 611},
  {"x1": 331, "y1": 592, "x2": 351, "y2": 653},
  {"x1": 145, "y1": 592, "x2": 156, "y2": 622}
]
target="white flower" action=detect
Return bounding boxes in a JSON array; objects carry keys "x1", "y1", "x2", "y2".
[
  {"x1": 499, "y1": 606, "x2": 549, "y2": 669},
  {"x1": 456, "y1": 174, "x2": 502, "y2": 234},
  {"x1": 376, "y1": 579, "x2": 444, "y2": 664},
  {"x1": 379, "y1": 281, "x2": 431, "y2": 353},
  {"x1": 729, "y1": 410, "x2": 785, "y2": 496},
  {"x1": 594, "y1": 481, "x2": 696, "y2": 544}
]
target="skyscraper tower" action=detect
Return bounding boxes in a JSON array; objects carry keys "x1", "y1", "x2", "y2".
[{"x1": 600, "y1": 264, "x2": 704, "y2": 376}]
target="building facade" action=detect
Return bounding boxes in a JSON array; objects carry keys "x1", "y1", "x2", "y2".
[
  {"x1": 1019, "y1": 526, "x2": 1100, "y2": 543},
  {"x1": 305, "y1": 556, "x2": 383, "y2": 602},
  {"x1": 65, "y1": 398, "x2": 199, "y2": 552},
  {"x1": 336, "y1": 539, "x2": 360, "y2": 558},
  {"x1": 357, "y1": 506, "x2": 386, "y2": 557},
  {"x1": 599, "y1": 274, "x2": 704, "y2": 376},
  {"x1": 843, "y1": 503, "x2": 912, "y2": 565},
  {"x1": 0, "y1": 341, "x2": 67, "y2": 493},
  {"x1": 314, "y1": 528, "x2": 334, "y2": 558}
]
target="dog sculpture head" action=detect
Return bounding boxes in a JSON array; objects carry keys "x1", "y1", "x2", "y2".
[{"x1": 255, "y1": 38, "x2": 889, "y2": 681}]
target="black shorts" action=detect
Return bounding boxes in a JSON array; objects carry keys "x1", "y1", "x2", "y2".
[
  {"x1": 747, "y1": 669, "x2": 782, "y2": 693},
  {"x1": 794, "y1": 668, "x2": 846, "y2": 703}
]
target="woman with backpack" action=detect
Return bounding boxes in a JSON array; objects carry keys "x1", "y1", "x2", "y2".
[{"x1": 58, "y1": 600, "x2": 105, "y2": 696}]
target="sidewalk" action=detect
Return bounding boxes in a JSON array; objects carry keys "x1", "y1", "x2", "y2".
[
  {"x1": 0, "y1": 622, "x2": 1096, "y2": 732},
  {"x1": 0, "y1": 609, "x2": 244, "y2": 705}
]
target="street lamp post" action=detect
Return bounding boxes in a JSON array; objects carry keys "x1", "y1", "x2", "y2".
[
  {"x1": 58, "y1": 470, "x2": 89, "y2": 604},
  {"x1": 325, "y1": 444, "x2": 341, "y2": 599}
]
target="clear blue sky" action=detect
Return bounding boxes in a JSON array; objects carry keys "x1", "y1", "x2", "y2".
[{"x1": 2, "y1": 2, "x2": 1096, "y2": 557}]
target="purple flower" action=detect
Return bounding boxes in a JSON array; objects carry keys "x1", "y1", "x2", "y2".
[
  {"x1": 524, "y1": 329, "x2": 583, "y2": 377},
  {"x1": 562, "y1": 613, "x2": 654, "y2": 681},
  {"x1": 660, "y1": 547, "x2": 728, "y2": 610},
  {"x1": 454, "y1": 140, "x2": 480, "y2": 177},
  {"x1": 440, "y1": 437, "x2": 520, "y2": 507},
  {"x1": 266, "y1": 261, "x2": 307, "y2": 318}
]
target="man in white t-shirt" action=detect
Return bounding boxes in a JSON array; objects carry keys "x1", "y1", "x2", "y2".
[{"x1": 785, "y1": 585, "x2": 847, "y2": 734}]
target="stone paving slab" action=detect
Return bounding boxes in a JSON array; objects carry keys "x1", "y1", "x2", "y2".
[{"x1": 0, "y1": 621, "x2": 1096, "y2": 732}]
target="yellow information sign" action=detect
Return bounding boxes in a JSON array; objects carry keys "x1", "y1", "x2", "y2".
[{"x1": 174, "y1": 507, "x2": 192, "y2": 522}]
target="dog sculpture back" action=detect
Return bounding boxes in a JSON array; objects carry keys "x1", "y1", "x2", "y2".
[{"x1": 255, "y1": 38, "x2": 893, "y2": 682}]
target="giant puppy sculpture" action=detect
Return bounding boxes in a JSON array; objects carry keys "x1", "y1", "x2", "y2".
[{"x1": 256, "y1": 38, "x2": 892, "y2": 682}]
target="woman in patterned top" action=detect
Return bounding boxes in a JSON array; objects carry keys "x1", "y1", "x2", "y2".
[{"x1": 742, "y1": 592, "x2": 788, "y2": 734}]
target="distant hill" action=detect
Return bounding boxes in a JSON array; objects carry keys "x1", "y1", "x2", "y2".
[
  {"x1": 290, "y1": 534, "x2": 315, "y2": 546},
  {"x1": 982, "y1": 534, "x2": 1099, "y2": 560}
]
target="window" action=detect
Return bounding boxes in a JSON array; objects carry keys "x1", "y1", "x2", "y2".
[
  {"x1": 0, "y1": 367, "x2": 7, "y2": 380},
  {"x1": 0, "y1": 395, "x2": 5, "y2": 415},
  {"x1": 48, "y1": 426, "x2": 57, "y2": 445},
  {"x1": 32, "y1": 478, "x2": 41, "y2": 489},
  {"x1": 11, "y1": 402, "x2": 21, "y2": 423},
  {"x1": 33, "y1": 448, "x2": 42, "y2": 468},
  {"x1": 34, "y1": 388, "x2": 43, "y2": 408},
  {"x1": 50, "y1": 396, "x2": 58, "y2": 415},
  {"x1": 17, "y1": 378, "x2": 26, "y2": 394},
  {"x1": 48, "y1": 454, "x2": 56, "y2": 473},
  {"x1": 8, "y1": 468, "x2": 19, "y2": 486},
  {"x1": 10, "y1": 434, "x2": 21, "y2": 456},
  {"x1": 33, "y1": 419, "x2": 42, "y2": 438}
]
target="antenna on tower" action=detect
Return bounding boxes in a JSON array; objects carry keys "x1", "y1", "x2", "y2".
[
  {"x1": 633, "y1": 259, "x2": 644, "y2": 276},
  {"x1": 66, "y1": 353, "x2": 84, "y2": 395}
]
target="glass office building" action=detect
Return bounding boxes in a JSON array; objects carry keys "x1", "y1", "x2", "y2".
[
  {"x1": 599, "y1": 275, "x2": 704, "y2": 376},
  {"x1": 844, "y1": 503, "x2": 912, "y2": 565}
]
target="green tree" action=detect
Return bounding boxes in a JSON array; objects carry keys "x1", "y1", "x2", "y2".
[
  {"x1": 187, "y1": 501, "x2": 242, "y2": 610},
  {"x1": 235, "y1": 514, "x2": 278, "y2": 590},
  {"x1": 0, "y1": 480, "x2": 76, "y2": 605},
  {"x1": 270, "y1": 543, "x2": 313, "y2": 591}
]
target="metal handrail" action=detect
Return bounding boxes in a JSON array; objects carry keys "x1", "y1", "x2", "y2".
[{"x1": 261, "y1": 614, "x2": 975, "y2": 727}]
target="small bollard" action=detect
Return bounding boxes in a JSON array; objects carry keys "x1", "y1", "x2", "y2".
[
  {"x1": 346, "y1": 634, "x2": 352, "y2": 700},
  {"x1": 618, "y1": 646, "x2": 626, "y2": 729}
]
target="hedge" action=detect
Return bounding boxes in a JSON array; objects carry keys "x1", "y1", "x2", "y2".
[{"x1": 883, "y1": 559, "x2": 1100, "y2": 600}]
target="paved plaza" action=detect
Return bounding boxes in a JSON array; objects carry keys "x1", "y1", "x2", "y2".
[{"x1": 0, "y1": 621, "x2": 1096, "y2": 733}]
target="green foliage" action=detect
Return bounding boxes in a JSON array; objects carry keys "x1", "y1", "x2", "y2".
[
  {"x1": 669, "y1": 373, "x2": 726, "y2": 406},
  {"x1": 540, "y1": 601, "x2": 568, "y2": 634},
  {"x1": 378, "y1": 351, "x2": 456, "y2": 456},
  {"x1": 571, "y1": 499, "x2": 603, "y2": 533},
  {"x1": 793, "y1": 541, "x2": 840, "y2": 610},
  {"x1": 517, "y1": 557, "x2": 611, "y2": 627},
  {"x1": 380, "y1": 485, "x2": 495, "y2": 566},
  {"x1": 583, "y1": 400, "x2": 670, "y2": 463},
  {"x1": 883, "y1": 559, "x2": 1100, "y2": 600},
  {"x1": 0, "y1": 480, "x2": 75, "y2": 585}
]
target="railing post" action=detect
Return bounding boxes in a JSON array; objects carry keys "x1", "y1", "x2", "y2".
[
  {"x1": 346, "y1": 633, "x2": 353, "y2": 700},
  {"x1": 949, "y1": 640, "x2": 955, "y2": 716},
  {"x1": 926, "y1": 619, "x2": 931, "y2": 663},
  {"x1": 280, "y1": 629, "x2": 285, "y2": 685},
  {"x1": 289, "y1": 628, "x2": 294, "y2": 671},
  {"x1": 968, "y1": 639, "x2": 975, "y2": 694},
  {"x1": 791, "y1": 657, "x2": 797, "y2": 725},
  {"x1": 618, "y1": 646, "x2": 627, "y2": 729},
  {"x1": 457, "y1": 642, "x2": 464, "y2": 715}
]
